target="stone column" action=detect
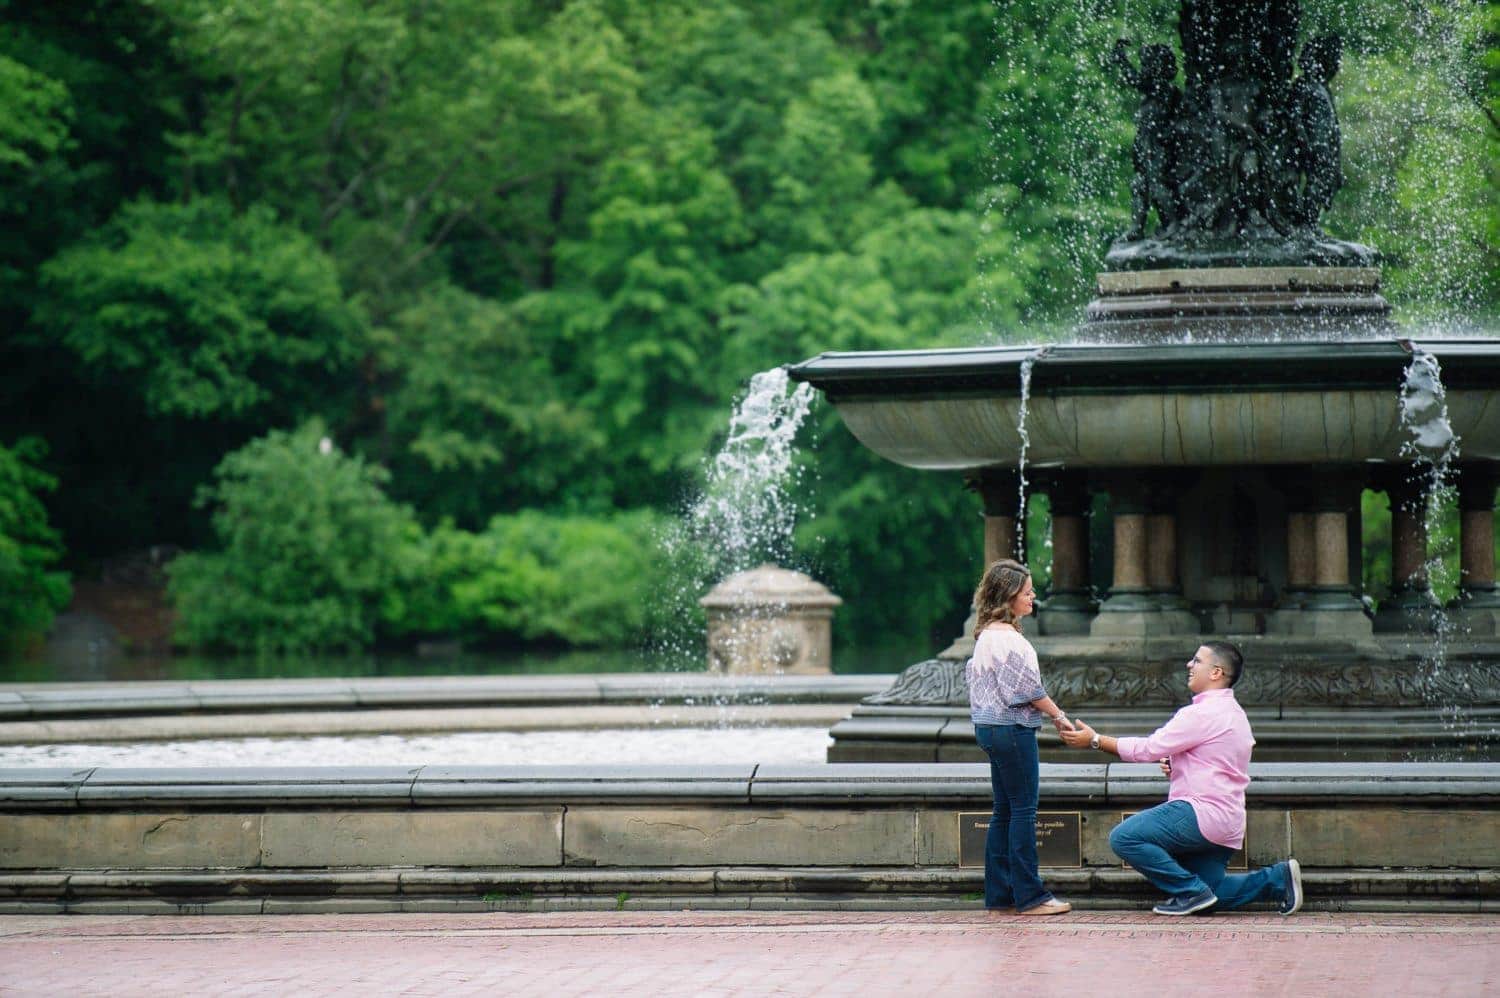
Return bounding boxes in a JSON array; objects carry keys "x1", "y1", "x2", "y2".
[
  {"x1": 1092, "y1": 475, "x2": 1193, "y2": 637},
  {"x1": 1266, "y1": 473, "x2": 1313, "y2": 635},
  {"x1": 945, "y1": 470, "x2": 1025, "y2": 657},
  {"x1": 1297, "y1": 470, "x2": 1372, "y2": 638},
  {"x1": 1451, "y1": 463, "x2": 1500, "y2": 635},
  {"x1": 1038, "y1": 472, "x2": 1094, "y2": 635},
  {"x1": 1143, "y1": 476, "x2": 1200, "y2": 634},
  {"x1": 1373, "y1": 471, "x2": 1434, "y2": 633},
  {"x1": 970, "y1": 470, "x2": 1022, "y2": 567}
]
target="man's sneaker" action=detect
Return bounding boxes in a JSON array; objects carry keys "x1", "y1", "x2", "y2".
[
  {"x1": 1152, "y1": 888, "x2": 1217, "y2": 916},
  {"x1": 1279, "y1": 858, "x2": 1304, "y2": 916}
]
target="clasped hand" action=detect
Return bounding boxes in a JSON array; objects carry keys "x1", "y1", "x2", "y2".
[{"x1": 1057, "y1": 719, "x2": 1095, "y2": 748}]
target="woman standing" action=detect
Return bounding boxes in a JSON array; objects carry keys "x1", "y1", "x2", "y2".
[{"x1": 967, "y1": 558, "x2": 1074, "y2": 915}]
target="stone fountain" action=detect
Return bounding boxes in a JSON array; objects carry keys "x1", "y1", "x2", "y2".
[{"x1": 789, "y1": 0, "x2": 1500, "y2": 763}]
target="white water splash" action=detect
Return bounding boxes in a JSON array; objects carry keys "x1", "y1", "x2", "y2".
[
  {"x1": 652, "y1": 368, "x2": 818, "y2": 674},
  {"x1": 1398, "y1": 348, "x2": 1469, "y2": 732},
  {"x1": 689, "y1": 368, "x2": 816, "y2": 569},
  {"x1": 1400, "y1": 352, "x2": 1460, "y2": 465}
]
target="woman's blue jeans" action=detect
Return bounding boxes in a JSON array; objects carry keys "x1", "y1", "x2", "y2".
[
  {"x1": 974, "y1": 723, "x2": 1054, "y2": 911},
  {"x1": 1110, "y1": 800, "x2": 1290, "y2": 909}
]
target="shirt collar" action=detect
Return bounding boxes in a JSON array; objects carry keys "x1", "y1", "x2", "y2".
[{"x1": 1191, "y1": 687, "x2": 1236, "y2": 705}]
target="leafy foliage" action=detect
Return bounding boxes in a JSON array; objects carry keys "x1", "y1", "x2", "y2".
[
  {"x1": 0, "y1": 2, "x2": 1494, "y2": 656},
  {"x1": 168, "y1": 424, "x2": 418, "y2": 653},
  {"x1": 0, "y1": 439, "x2": 71, "y2": 655},
  {"x1": 390, "y1": 510, "x2": 671, "y2": 647},
  {"x1": 37, "y1": 197, "x2": 365, "y2": 420}
]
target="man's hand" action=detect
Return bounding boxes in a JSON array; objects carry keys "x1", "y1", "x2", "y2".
[
  {"x1": 1058, "y1": 719, "x2": 1095, "y2": 749},
  {"x1": 1159, "y1": 758, "x2": 1172, "y2": 777}
]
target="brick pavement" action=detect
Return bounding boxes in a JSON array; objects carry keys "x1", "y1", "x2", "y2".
[{"x1": 1, "y1": 911, "x2": 1496, "y2": 997}]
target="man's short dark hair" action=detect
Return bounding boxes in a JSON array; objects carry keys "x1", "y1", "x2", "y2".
[{"x1": 1204, "y1": 640, "x2": 1244, "y2": 688}]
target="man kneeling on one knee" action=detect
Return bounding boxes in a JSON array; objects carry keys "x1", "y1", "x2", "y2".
[{"x1": 1058, "y1": 641, "x2": 1304, "y2": 916}]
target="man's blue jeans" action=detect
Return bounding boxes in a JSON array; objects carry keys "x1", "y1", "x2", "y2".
[
  {"x1": 974, "y1": 723, "x2": 1054, "y2": 911},
  {"x1": 1110, "y1": 800, "x2": 1289, "y2": 909}
]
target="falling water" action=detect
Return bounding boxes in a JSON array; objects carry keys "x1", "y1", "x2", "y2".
[
  {"x1": 1014, "y1": 350, "x2": 1043, "y2": 557},
  {"x1": 652, "y1": 368, "x2": 817, "y2": 678},
  {"x1": 690, "y1": 367, "x2": 816, "y2": 570},
  {"x1": 1397, "y1": 348, "x2": 1468, "y2": 733}
]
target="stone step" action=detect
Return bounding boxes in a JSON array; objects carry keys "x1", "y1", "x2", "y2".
[{"x1": 1, "y1": 866, "x2": 1493, "y2": 915}]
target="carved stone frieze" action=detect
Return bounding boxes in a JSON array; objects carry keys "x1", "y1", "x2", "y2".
[
  {"x1": 862, "y1": 655, "x2": 1500, "y2": 709},
  {"x1": 863, "y1": 659, "x2": 968, "y2": 707}
]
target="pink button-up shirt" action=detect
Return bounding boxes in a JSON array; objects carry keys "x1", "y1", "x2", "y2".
[{"x1": 1114, "y1": 688, "x2": 1254, "y2": 848}]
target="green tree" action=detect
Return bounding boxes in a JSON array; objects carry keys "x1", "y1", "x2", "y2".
[
  {"x1": 385, "y1": 510, "x2": 670, "y2": 648},
  {"x1": 168, "y1": 423, "x2": 418, "y2": 652},
  {"x1": 0, "y1": 438, "x2": 71, "y2": 656},
  {"x1": 38, "y1": 197, "x2": 364, "y2": 420},
  {"x1": 0, "y1": 52, "x2": 71, "y2": 180},
  {"x1": 379, "y1": 282, "x2": 603, "y2": 523}
]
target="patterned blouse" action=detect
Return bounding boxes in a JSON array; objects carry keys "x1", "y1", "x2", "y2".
[{"x1": 966, "y1": 626, "x2": 1047, "y2": 728}]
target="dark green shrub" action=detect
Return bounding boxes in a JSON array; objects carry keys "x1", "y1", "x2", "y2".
[
  {"x1": 168, "y1": 424, "x2": 418, "y2": 653},
  {"x1": 384, "y1": 510, "x2": 671, "y2": 648},
  {"x1": 0, "y1": 438, "x2": 71, "y2": 655}
]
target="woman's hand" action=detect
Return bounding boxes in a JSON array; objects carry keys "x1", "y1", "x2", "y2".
[
  {"x1": 1058, "y1": 720, "x2": 1095, "y2": 749},
  {"x1": 1051, "y1": 713, "x2": 1076, "y2": 733}
]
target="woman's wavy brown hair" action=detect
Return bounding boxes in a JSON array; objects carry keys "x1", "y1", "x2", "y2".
[{"x1": 972, "y1": 558, "x2": 1031, "y2": 638}]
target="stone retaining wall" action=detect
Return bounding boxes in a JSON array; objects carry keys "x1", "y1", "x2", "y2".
[
  {"x1": 0, "y1": 674, "x2": 888, "y2": 721},
  {"x1": 2, "y1": 763, "x2": 1497, "y2": 913}
]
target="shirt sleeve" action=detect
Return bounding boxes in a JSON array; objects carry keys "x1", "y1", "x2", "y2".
[
  {"x1": 1005, "y1": 641, "x2": 1046, "y2": 706},
  {"x1": 1115, "y1": 704, "x2": 1210, "y2": 762}
]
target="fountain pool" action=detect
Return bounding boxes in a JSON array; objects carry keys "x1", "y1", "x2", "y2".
[{"x1": 0, "y1": 726, "x2": 834, "y2": 768}]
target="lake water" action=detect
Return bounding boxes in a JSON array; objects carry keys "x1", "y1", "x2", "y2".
[{"x1": 0, "y1": 726, "x2": 833, "y2": 768}]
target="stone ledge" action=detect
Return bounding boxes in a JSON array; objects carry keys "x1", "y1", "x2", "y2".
[
  {"x1": 3, "y1": 762, "x2": 1497, "y2": 809},
  {"x1": 1095, "y1": 267, "x2": 1383, "y2": 295},
  {"x1": 0, "y1": 674, "x2": 892, "y2": 721}
]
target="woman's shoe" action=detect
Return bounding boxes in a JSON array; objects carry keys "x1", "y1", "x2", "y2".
[{"x1": 1018, "y1": 899, "x2": 1072, "y2": 915}]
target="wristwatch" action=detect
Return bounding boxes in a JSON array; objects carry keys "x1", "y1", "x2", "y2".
[{"x1": 1089, "y1": 732, "x2": 1101, "y2": 751}]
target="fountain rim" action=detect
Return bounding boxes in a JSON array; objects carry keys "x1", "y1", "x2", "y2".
[{"x1": 786, "y1": 338, "x2": 1500, "y2": 400}]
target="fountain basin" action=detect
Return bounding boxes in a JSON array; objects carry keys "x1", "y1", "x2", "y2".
[{"x1": 788, "y1": 340, "x2": 1500, "y2": 471}]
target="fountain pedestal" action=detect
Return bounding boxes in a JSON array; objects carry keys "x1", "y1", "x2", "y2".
[{"x1": 700, "y1": 565, "x2": 842, "y2": 676}]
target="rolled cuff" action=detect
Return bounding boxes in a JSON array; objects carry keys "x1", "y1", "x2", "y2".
[{"x1": 1113, "y1": 736, "x2": 1155, "y2": 762}]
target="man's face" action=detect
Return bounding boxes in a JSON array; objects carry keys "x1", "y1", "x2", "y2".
[{"x1": 1185, "y1": 645, "x2": 1222, "y2": 694}]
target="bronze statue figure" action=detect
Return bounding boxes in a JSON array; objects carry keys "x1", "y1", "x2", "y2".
[
  {"x1": 1104, "y1": 1, "x2": 1374, "y2": 268},
  {"x1": 1291, "y1": 33, "x2": 1344, "y2": 227},
  {"x1": 1109, "y1": 39, "x2": 1183, "y2": 240}
]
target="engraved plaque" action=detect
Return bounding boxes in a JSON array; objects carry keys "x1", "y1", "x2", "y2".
[
  {"x1": 958, "y1": 811, "x2": 1083, "y2": 868},
  {"x1": 1118, "y1": 812, "x2": 1247, "y2": 870}
]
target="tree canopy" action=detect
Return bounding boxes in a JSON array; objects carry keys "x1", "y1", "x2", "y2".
[{"x1": 0, "y1": 0, "x2": 1495, "y2": 657}]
